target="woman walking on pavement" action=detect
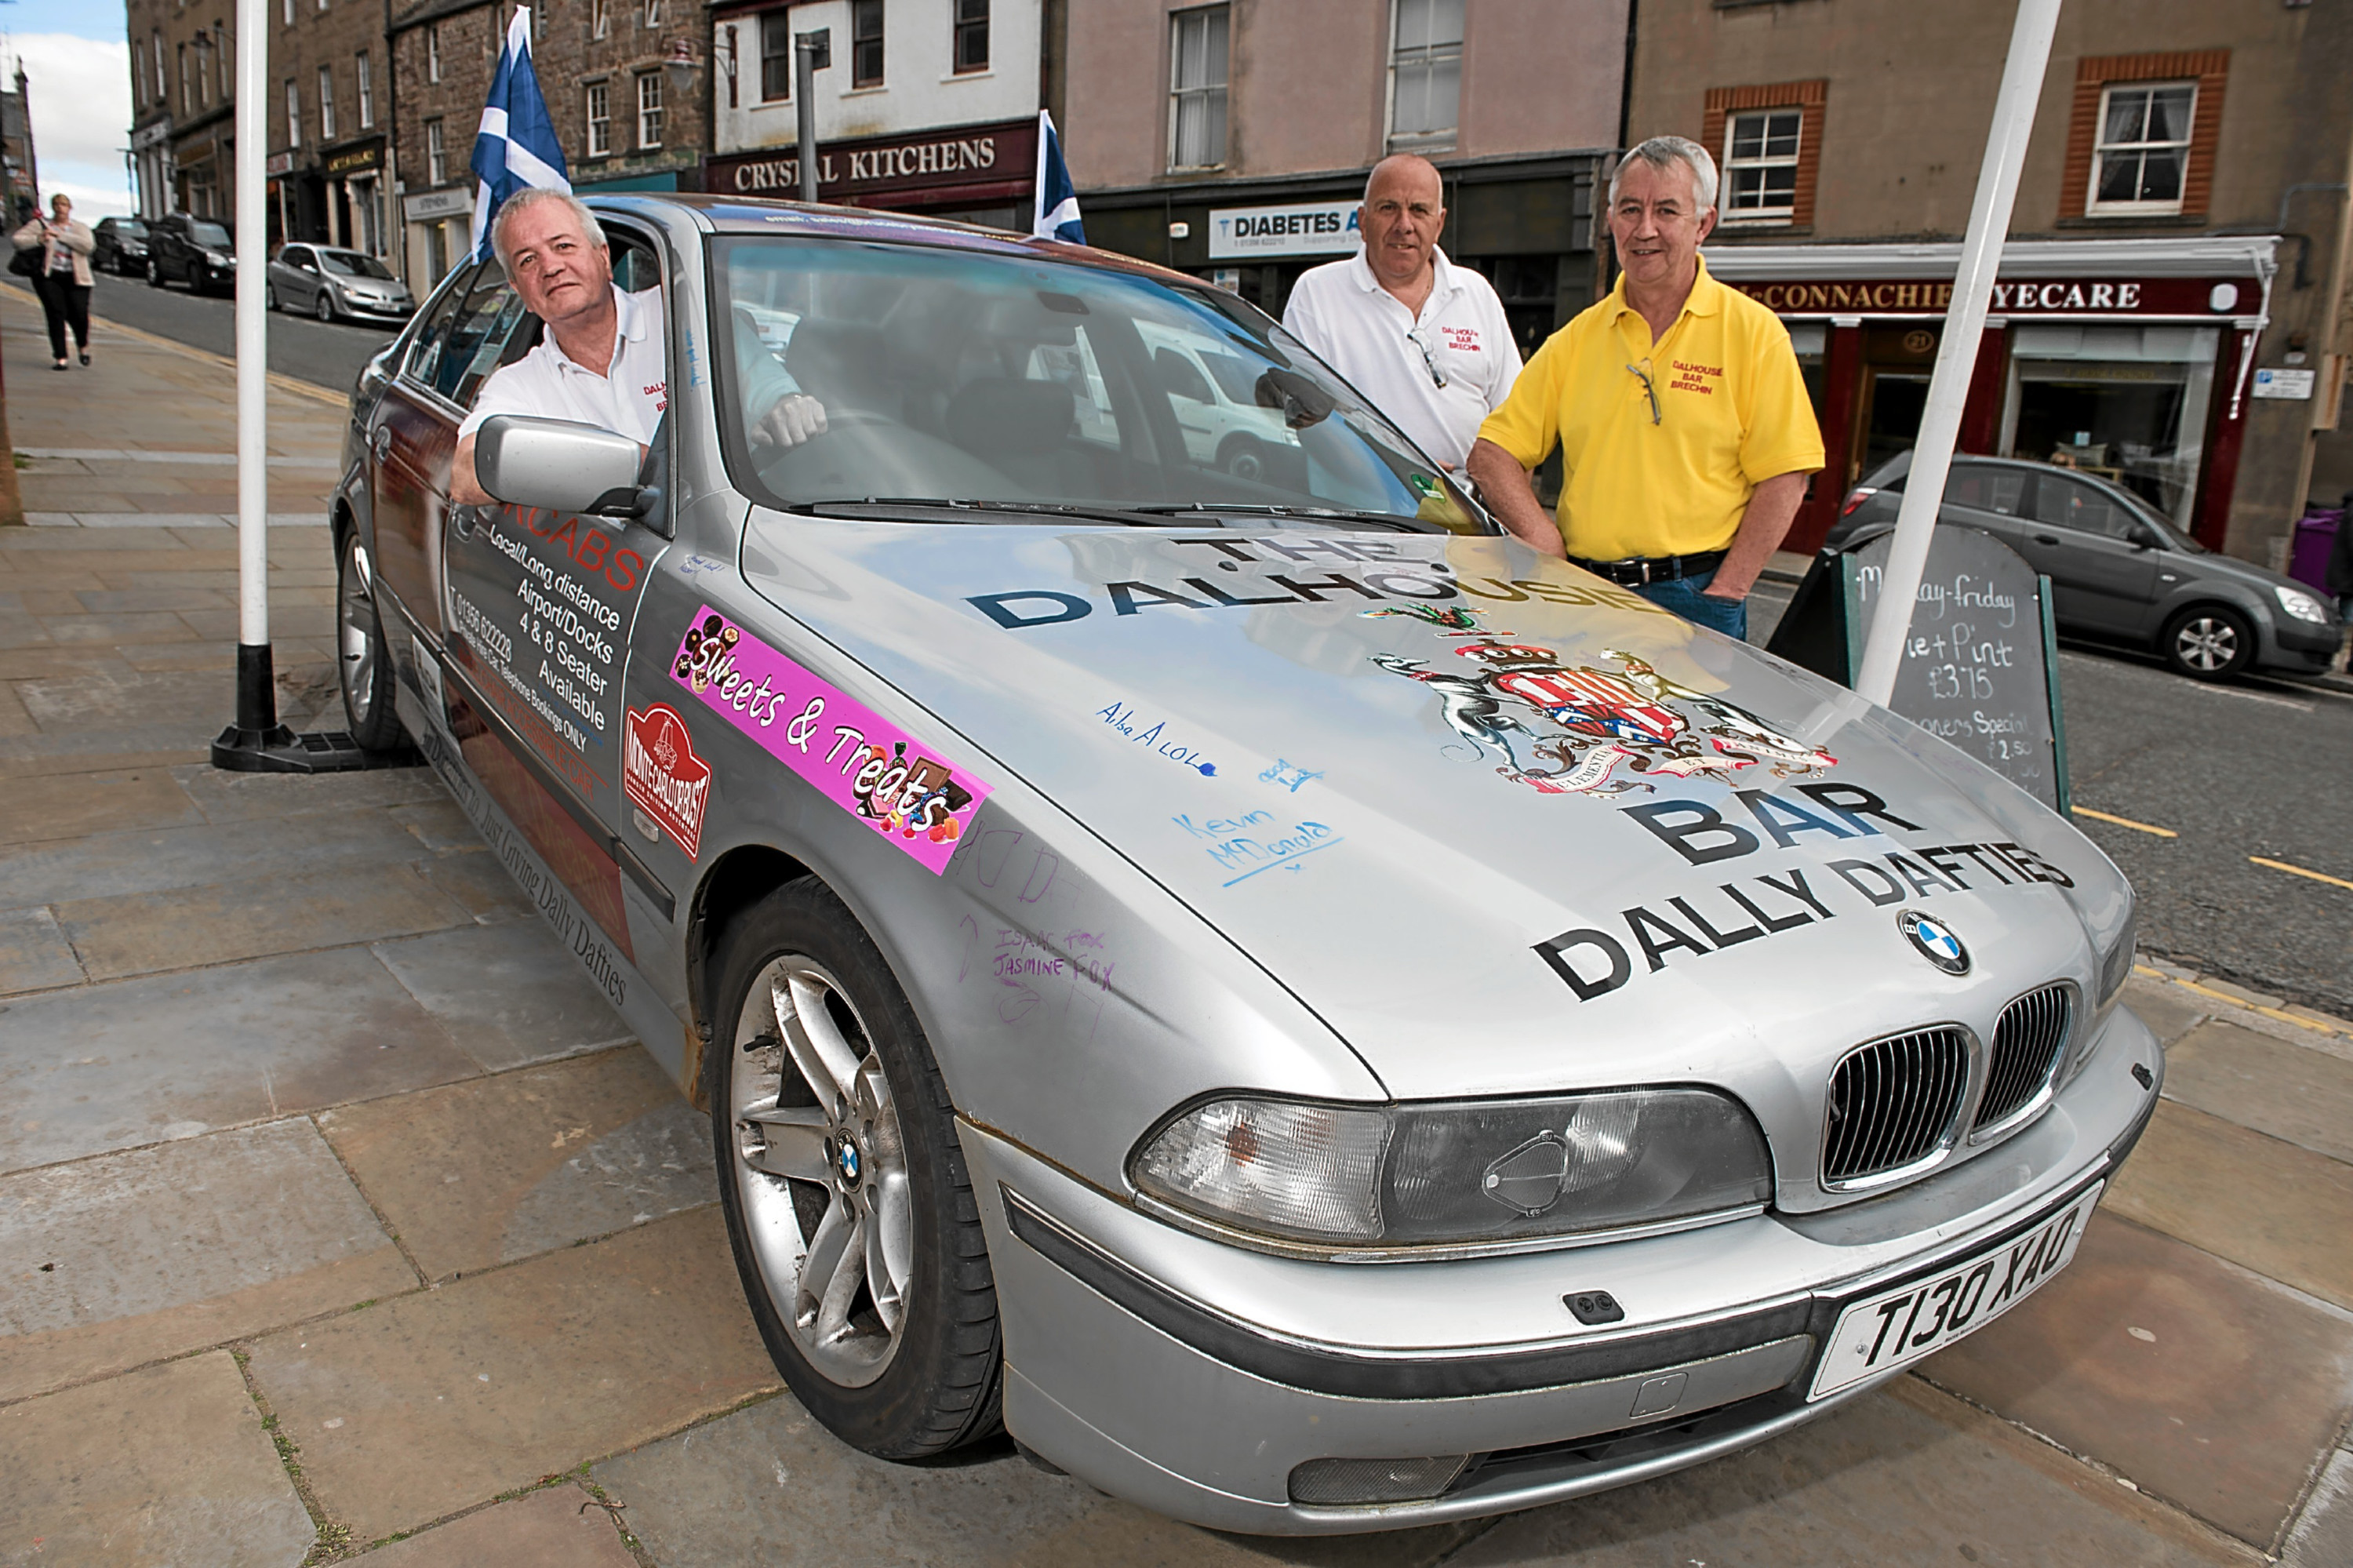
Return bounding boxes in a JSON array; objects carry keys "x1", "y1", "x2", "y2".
[{"x1": 12, "y1": 193, "x2": 94, "y2": 370}]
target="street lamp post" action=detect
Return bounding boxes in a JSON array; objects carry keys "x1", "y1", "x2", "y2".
[{"x1": 795, "y1": 28, "x2": 828, "y2": 203}]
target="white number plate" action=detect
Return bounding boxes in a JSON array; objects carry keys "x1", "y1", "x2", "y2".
[{"x1": 1809, "y1": 1182, "x2": 2101, "y2": 1401}]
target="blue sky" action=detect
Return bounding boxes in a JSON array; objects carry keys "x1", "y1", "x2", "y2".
[{"x1": 6, "y1": 0, "x2": 136, "y2": 215}]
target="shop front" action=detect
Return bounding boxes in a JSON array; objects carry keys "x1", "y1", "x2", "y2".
[
  {"x1": 1704, "y1": 237, "x2": 2280, "y2": 552},
  {"x1": 402, "y1": 186, "x2": 472, "y2": 289},
  {"x1": 322, "y1": 138, "x2": 387, "y2": 257},
  {"x1": 704, "y1": 118, "x2": 1038, "y2": 233}
]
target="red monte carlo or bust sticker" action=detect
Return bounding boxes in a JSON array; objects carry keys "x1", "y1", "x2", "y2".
[{"x1": 624, "y1": 703, "x2": 713, "y2": 860}]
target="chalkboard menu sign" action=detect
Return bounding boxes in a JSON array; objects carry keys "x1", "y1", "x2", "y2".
[{"x1": 1766, "y1": 526, "x2": 2068, "y2": 812}]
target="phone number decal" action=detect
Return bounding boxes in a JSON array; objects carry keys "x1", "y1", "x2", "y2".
[{"x1": 671, "y1": 606, "x2": 991, "y2": 874}]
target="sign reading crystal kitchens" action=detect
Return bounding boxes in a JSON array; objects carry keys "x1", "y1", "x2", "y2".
[
  {"x1": 705, "y1": 118, "x2": 1037, "y2": 208},
  {"x1": 1726, "y1": 276, "x2": 2246, "y2": 318}
]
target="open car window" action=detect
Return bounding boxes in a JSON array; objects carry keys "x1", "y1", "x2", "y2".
[{"x1": 711, "y1": 236, "x2": 1482, "y2": 533}]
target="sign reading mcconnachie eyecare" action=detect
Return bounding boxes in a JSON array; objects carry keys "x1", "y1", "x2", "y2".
[{"x1": 1208, "y1": 202, "x2": 1362, "y2": 260}]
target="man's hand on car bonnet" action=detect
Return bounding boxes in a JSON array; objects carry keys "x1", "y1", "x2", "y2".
[{"x1": 752, "y1": 392, "x2": 829, "y2": 449}]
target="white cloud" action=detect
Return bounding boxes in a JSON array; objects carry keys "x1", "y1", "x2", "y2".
[{"x1": 7, "y1": 34, "x2": 133, "y2": 216}]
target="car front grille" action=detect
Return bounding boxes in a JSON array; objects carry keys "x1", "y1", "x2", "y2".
[
  {"x1": 1975, "y1": 984, "x2": 2073, "y2": 1131},
  {"x1": 1822, "y1": 1027, "x2": 1971, "y2": 1185}
]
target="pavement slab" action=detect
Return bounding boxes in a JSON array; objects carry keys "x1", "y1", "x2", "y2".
[
  {"x1": 0, "y1": 946, "x2": 483, "y2": 1176},
  {"x1": 169, "y1": 759, "x2": 448, "y2": 824},
  {"x1": 0, "y1": 807, "x2": 438, "y2": 907},
  {"x1": 2104, "y1": 1101, "x2": 2353, "y2": 1311},
  {"x1": 1446, "y1": 1377, "x2": 2253, "y2": 1568},
  {"x1": 0, "y1": 766, "x2": 202, "y2": 847},
  {"x1": 1922, "y1": 1212, "x2": 2353, "y2": 1550},
  {"x1": 2282, "y1": 1447, "x2": 2353, "y2": 1568},
  {"x1": 2159, "y1": 1020, "x2": 2353, "y2": 1164},
  {"x1": 413, "y1": 846, "x2": 541, "y2": 922},
  {"x1": 0, "y1": 1119, "x2": 415, "y2": 1403},
  {"x1": 369, "y1": 919, "x2": 635, "y2": 1072},
  {"x1": 351, "y1": 1486, "x2": 640, "y2": 1566},
  {"x1": 0, "y1": 905, "x2": 85, "y2": 994},
  {"x1": 242, "y1": 1204, "x2": 778, "y2": 1543},
  {"x1": 53, "y1": 859, "x2": 472, "y2": 981},
  {"x1": 0, "y1": 1350, "x2": 316, "y2": 1567},
  {"x1": 391, "y1": 797, "x2": 491, "y2": 852},
  {"x1": 591, "y1": 1395, "x2": 1482, "y2": 1568},
  {"x1": 2123, "y1": 976, "x2": 2212, "y2": 1048},
  {"x1": 318, "y1": 1046, "x2": 715, "y2": 1282}
]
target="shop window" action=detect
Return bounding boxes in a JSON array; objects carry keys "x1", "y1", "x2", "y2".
[
  {"x1": 1168, "y1": 6, "x2": 1228, "y2": 170},
  {"x1": 954, "y1": 0, "x2": 989, "y2": 74},
  {"x1": 1388, "y1": 0, "x2": 1463, "y2": 154},
  {"x1": 2062, "y1": 52, "x2": 2226, "y2": 222},
  {"x1": 2089, "y1": 84, "x2": 2193, "y2": 214},
  {"x1": 761, "y1": 12, "x2": 791, "y2": 100},
  {"x1": 426, "y1": 118, "x2": 446, "y2": 186},
  {"x1": 638, "y1": 72, "x2": 664, "y2": 149},
  {"x1": 1702, "y1": 81, "x2": 1824, "y2": 227},
  {"x1": 853, "y1": 0, "x2": 884, "y2": 87},
  {"x1": 586, "y1": 82, "x2": 611, "y2": 157},
  {"x1": 2000, "y1": 324, "x2": 2219, "y2": 528}
]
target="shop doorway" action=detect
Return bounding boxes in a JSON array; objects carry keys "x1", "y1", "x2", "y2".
[{"x1": 1857, "y1": 369, "x2": 1930, "y2": 483}]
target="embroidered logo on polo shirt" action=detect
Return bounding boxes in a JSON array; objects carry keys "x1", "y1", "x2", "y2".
[
  {"x1": 1442, "y1": 326, "x2": 1483, "y2": 352},
  {"x1": 645, "y1": 379, "x2": 668, "y2": 413},
  {"x1": 1668, "y1": 360, "x2": 1722, "y2": 395}
]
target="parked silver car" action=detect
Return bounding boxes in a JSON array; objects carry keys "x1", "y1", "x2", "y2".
[
  {"x1": 1829, "y1": 451, "x2": 2340, "y2": 681},
  {"x1": 330, "y1": 195, "x2": 2158, "y2": 1535},
  {"x1": 268, "y1": 242, "x2": 416, "y2": 324}
]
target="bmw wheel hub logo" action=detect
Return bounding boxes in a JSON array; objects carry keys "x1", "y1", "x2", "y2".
[
  {"x1": 836, "y1": 1141, "x2": 862, "y2": 1185},
  {"x1": 1897, "y1": 910, "x2": 1970, "y2": 975}
]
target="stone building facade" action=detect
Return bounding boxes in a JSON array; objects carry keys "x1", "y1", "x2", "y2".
[
  {"x1": 126, "y1": 0, "x2": 241, "y2": 222},
  {"x1": 391, "y1": 0, "x2": 712, "y2": 286},
  {"x1": 1627, "y1": 0, "x2": 2353, "y2": 562},
  {"x1": 267, "y1": 0, "x2": 405, "y2": 256}
]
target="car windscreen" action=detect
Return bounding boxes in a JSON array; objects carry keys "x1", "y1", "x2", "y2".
[
  {"x1": 115, "y1": 220, "x2": 149, "y2": 237},
  {"x1": 322, "y1": 250, "x2": 395, "y2": 278},
  {"x1": 711, "y1": 236, "x2": 1483, "y2": 532},
  {"x1": 190, "y1": 223, "x2": 233, "y2": 249}
]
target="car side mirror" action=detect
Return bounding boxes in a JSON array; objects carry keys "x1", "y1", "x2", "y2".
[
  {"x1": 474, "y1": 415, "x2": 653, "y2": 518},
  {"x1": 2129, "y1": 526, "x2": 2159, "y2": 551}
]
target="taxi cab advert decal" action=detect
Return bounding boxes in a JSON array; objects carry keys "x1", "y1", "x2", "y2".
[{"x1": 671, "y1": 607, "x2": 992, "y2": 874}]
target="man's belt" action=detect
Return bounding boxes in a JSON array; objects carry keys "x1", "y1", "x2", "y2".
[{"x1": 1567, "y1": 549, "x2": 1728, "y2": 587}]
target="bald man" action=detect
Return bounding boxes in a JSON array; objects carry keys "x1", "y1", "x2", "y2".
[{"x1": 1281, "y1": 154, "x2": 1520, "y2": 468}]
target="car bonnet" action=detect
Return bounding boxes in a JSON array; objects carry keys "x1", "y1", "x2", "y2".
[{"x1": 735, "y1": 516, "x2": 2128, "y2": 1102}]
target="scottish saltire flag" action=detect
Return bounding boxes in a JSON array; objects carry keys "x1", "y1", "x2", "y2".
[
  {"x1": 1031, "y1": 110, "x2": 1085, "y2": 245},
  {"x1": 470, "y1": 8, "x2": 570, "y2": 263}
]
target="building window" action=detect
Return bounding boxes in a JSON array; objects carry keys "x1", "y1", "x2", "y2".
[
  {"x1": 286, "y1": 78, "x2": 301, "y2": 147},
  {"x1": 1387, "y1": 0, "x2": 1462, "y2": 152},
  {"x1": 153, "y1": 31, "x2": 166, "y2": 100},
  {"x1": 2089, "y1": 83, "x2": 2194, "y2": 214},
  {"x1": 587, "y1": 82, "x2": 611, "y2": 156},
  {"x1": 760, "y1": 12, "x2": 791, "y2": 100},
  {"x1": 318, "y1": 65, "x2": 336, "y2": 140},
  {"x1": 953, "y1": 0, "x2": 988, "y2": 74},
  {"x1": 642, "y1": 0, "x2": 660, "y2": 28},
  {"x1": 357, "y1": 51, "x2": 373, "y2": 129},
  {"x1": 133, "y1": 41, "x2": 144, "y2": 107},
  {"x1": 282, "y1": 0, "x2": 293, "y2": 25},
  {"x1": 853, "y1": 0, "x2": 884, "y2": 87},
  {"x1": 178, "y1": 45, "x2": 189, "y2": 115},
  {"x1": 1168, "y1": 5, "x2": 1227, "y2": 170},
  {"x1": 637, "y1": 71, "x2": 664, "y2": 148},
  {"x1": 195, "y1": 36, "x2": 210, "y2": 106},
  {"x1": 1722, "y1": 107, "x2": 1801, "y2": 220},
  {"x1": 426, "y1": 117, "x2": 446, "y2": 185},
  {"x1": 592, "y1": 0, "x2": 609, "y2": 41},
  {"x1": 427, "y1": 24, "x2": 442, "y2": 82}
]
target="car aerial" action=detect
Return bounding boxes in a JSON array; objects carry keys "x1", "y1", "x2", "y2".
[
  {"x1": 268, "y1": 242, "x2": 417, "y2": 324},
  {"x1": 145, "y1": 213, "x2": 237, "y2": 294},
  {"x1": 92, "y1": 216, "x2": 149, "y2": 276},
  {"x1": 1829, "y1": 450, "x2": 2340, "y2": 682},
  {"x1": 328, "y1": 194, "x2": 2158, "y2": 1535}
]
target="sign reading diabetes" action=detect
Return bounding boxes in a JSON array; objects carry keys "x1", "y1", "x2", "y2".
[{"x1": 1726, "y1": 276, "x2": 2246, "y2": 317}]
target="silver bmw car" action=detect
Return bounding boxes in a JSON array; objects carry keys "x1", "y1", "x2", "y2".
[{"x1": 330, "y1": 195, "x2": 2157, "y2": 1534}]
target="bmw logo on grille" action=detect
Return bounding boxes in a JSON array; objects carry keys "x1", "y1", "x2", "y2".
[{"x1": 1897, "y1": 910, "x2": 1970, "y2": 975}]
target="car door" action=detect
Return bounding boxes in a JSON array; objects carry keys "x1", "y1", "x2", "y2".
[
  {"x1": 365, "y1": 259, "x2": 493, "y2": 646},
  {"x1": 276, "y1": 246, "x2": 309, "y2": 308},
  {"x1": 435, "y1": 223, "x2": 674, "y2": 944},
  {"x1": 2016, "y1": 470, "x2": 2162, "y2": 635}
]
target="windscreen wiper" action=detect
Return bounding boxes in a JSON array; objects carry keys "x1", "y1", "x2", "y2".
[
  {"x1": 1126, "y1": 502, "x2": 1437, "y2": 533},
  {"x1": 797, "y1": 498, "x2": 1192, "y2": 527}
]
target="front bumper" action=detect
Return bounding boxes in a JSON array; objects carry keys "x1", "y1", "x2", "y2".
[
  {"x1": 343, "y1": 297, "x2": 416, "y2": 319},
  {"x1": 962, "y1": 1005, "x2": 2162, "y2": 1534},
  {"x1": 2262, "y1": 613, "x2": 2343, "y2": 673}
]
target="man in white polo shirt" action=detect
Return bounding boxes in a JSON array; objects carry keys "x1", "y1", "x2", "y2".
[
  {"x1": 1280, "y1": 155, "x2": 1520, "y2": 469},
  {"x1": 452, "y1": 188, "x2": 824, "y2": 504}
]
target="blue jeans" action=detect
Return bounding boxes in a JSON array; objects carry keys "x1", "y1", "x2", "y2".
[{"x1": 1636, "y1": 566, "x2": 1747, "y2": 639}]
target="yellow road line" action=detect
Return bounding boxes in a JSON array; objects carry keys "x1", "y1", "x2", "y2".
[
  {"x1": 2071, "y1": 806, "x2": 2178, "y2": 838},
  {"x1": 2249, "y1": 855, "x2": 2353, "y2": 893}
]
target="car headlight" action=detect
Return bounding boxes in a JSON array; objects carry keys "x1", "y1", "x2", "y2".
[
  {"x1": 203, "y1": 250, "x2": 231, "y2": 266},
  {"x1": 2062, "y1": 900, "x2": 2137, "y2": 1086},
  {"x1": 2276, "y1": 584, "x2": 2332, "y2": 624},
  {"x1": 1129, "y1": 1089, "x2": 1773, "y2": 1252}
]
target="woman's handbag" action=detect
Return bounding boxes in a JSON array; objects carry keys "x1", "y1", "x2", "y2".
[{"x1": 8, "y1": 243, "x2": 41, "y2": 279}]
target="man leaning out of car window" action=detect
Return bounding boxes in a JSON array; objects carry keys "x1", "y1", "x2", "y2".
[{"x1": 452, "y1": 188, "x2": 826, "y2": 505}]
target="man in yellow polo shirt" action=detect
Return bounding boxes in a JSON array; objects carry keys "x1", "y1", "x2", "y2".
[{"x1": 1466, "y1": 136, "x2": 1824, "y2": 639}]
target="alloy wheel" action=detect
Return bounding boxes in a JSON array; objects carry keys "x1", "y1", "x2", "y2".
[
  {"x1": 336, "y1": 540, "x2": 378, "y2": 716},
  {"x1": 729, "y1": 955, "x2": 915, "y2": 1388},
  {"x1": 2173, "y1": 615, "x2": 2239, "y2": 674}
]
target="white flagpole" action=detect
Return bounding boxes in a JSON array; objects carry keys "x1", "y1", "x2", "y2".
[{"x1": 1853, "y1": 0, "x2": 2062, "y2": 705}]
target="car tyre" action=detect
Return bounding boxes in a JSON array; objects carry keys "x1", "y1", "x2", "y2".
[
  {"x1": 709, "y1": 877, "x2": 1003, "y2": 1459},
  {"x1": 146, "y1": 256, "x2": 165, "y2": 289},
  {"x1": 315, "y1": 289, "x2": 335, "y2": 323},
  {"x1": 265, "y1": 282, "x2": 278, "y2": 311},
  {"x1": 2162, "y1": 604, "x2": 2254, "y2": 682},
  {"x1": 1220, "y1": 436, "x2": 1269, "y2": 482},
  {"x1": 335, "y1": 529, "x2": 406, "y2": 750}
]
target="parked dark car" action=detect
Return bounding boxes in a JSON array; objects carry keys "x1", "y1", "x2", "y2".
[
  {"x1": 145, "y1": 214, "x2": 237, "y2": 294},
  {"x1": 91, "y1": 216, "x2": 148, "y2": 276},
  {"x1": 267, "y1": 243, "x2": 416, "y2": 323},
  {"x1": 1828, "y1": 452, "x2": 2341, "y2": 681}
]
